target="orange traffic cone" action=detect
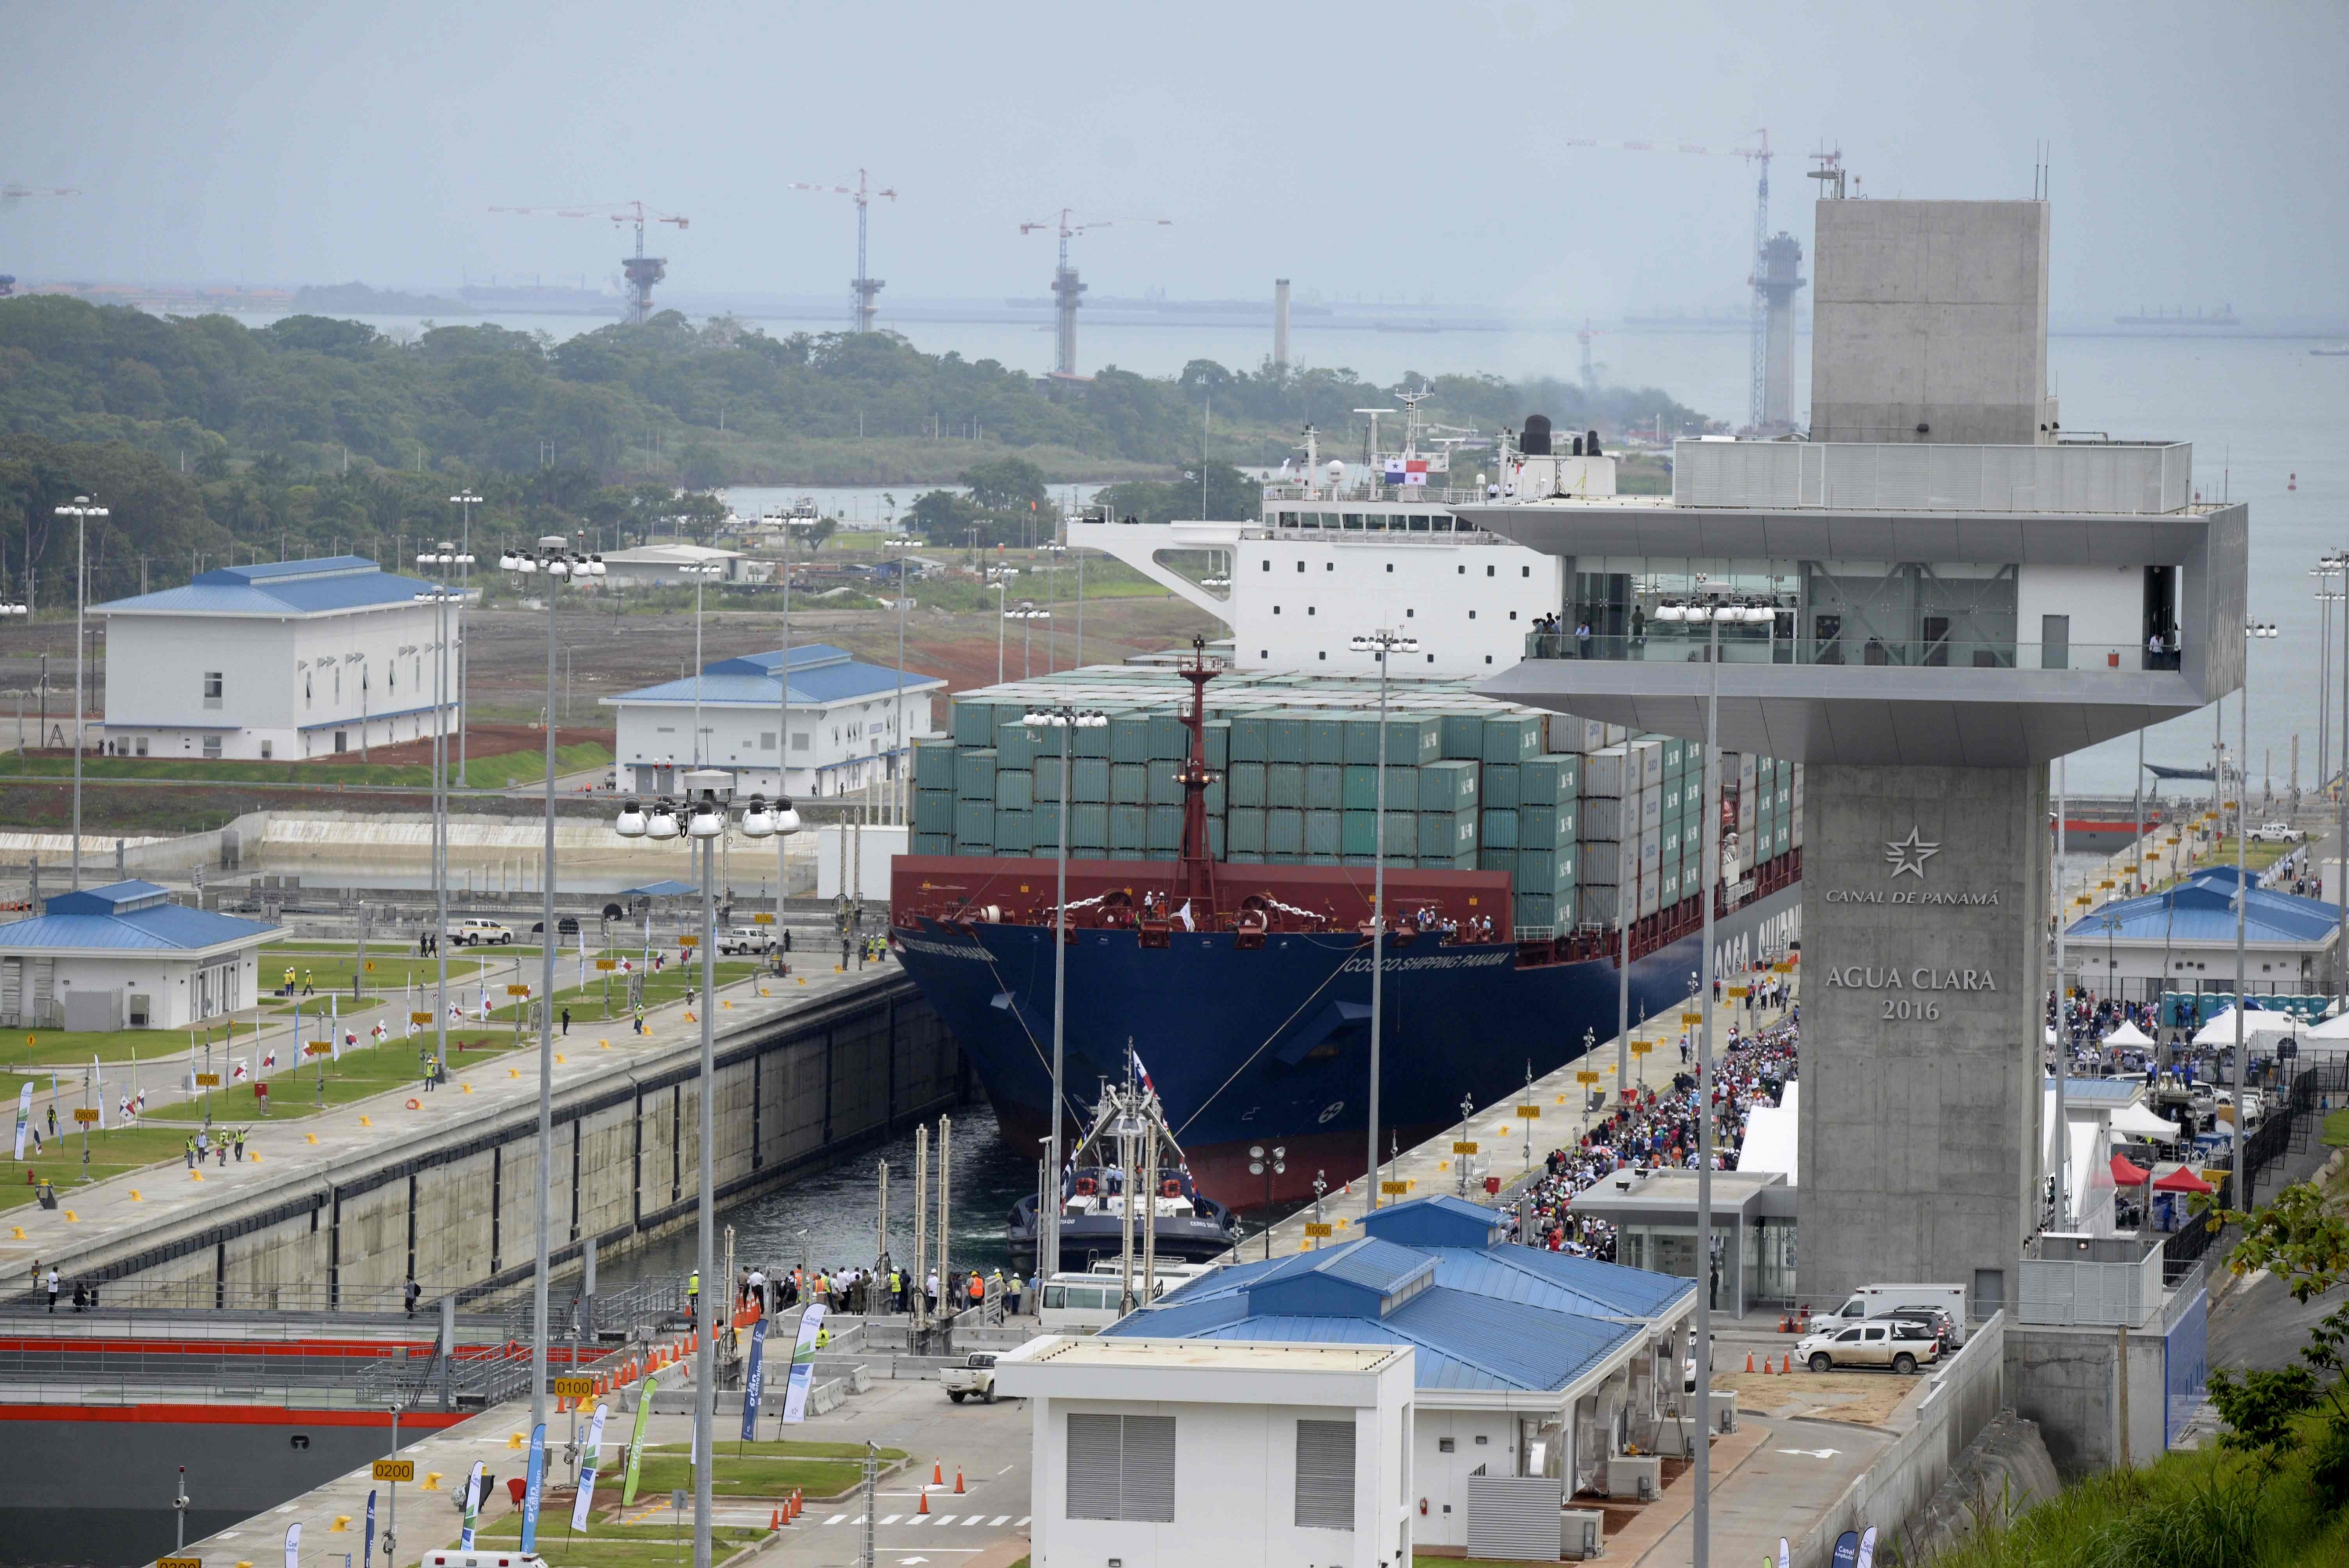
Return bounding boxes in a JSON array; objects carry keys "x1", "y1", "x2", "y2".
[
  {"x1": 933, "y1": 1458, "x2": 944, "y2": 1486},
  {"x1": 1744, "y1": 1352, "x2": 1755, "y2": 1373},
  {"x1": 955, "y1": 1467, "x2": 965, "y2": 1494},
  {"x1": 770, "y1": 1508, "x2": 782, "y2": 1530},
  {"x1": 1782, "y1": 1352, "x2": 1793, "y2": 1374},
  {"x1": 1762, "y1": 1358, "x2": 1774, "y2": 1376},
  {"x1": 794, "y1": 1489, "x2": 804, "y2": 1519},
  {"x1": 917, "y1": 1488, "x2": 930, "y2": 1516}
]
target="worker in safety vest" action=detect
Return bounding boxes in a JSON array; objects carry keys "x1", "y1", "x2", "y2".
[{"x1": 687, "y1": 1269, "x2": 699, "y2": 1315}]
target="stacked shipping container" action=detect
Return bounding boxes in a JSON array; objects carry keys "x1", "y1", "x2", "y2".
[{"x1": 907, "y1": 665, "x2": 1799, "y2": 935}]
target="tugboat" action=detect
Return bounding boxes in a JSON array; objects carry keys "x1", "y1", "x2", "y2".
[{"x1": 1007, "y1": 1051, "x2": 1244, "y2": 1276}]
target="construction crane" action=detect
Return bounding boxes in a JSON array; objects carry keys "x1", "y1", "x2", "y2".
[
  {"x1": 489, "y1": 200, "x2": 689, "y2": 324},
  {"x1": 1018, "y1": 209, "x2": 1171, "y2": 380},
  {"x1": 1, "y1": 186, "x2": 80, "y2": 298},
  {"x1": 1556, "y1": 131, "x2": 1781, "y2": 431},
  {"x1": 786, "y1": 170, "x2": 895, "y2": 333}
]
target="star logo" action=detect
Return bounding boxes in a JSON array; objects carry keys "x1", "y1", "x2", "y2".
[{"x1": 1883, "y1": 827, "x2": 1941, "y2": 879}]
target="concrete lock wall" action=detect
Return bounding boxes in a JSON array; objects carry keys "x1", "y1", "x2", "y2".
[
  {"x1": 53, "y1": 976, "x2": 957, "y2": 1305},
  {"x1": 1798, "y1": 765, "x2": 2047, "y2": 1313},
  {"x1": 2006, "y1": 1319, "x2": 2169, "y2": 1479}
]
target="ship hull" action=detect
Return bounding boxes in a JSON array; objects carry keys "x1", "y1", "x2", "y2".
[{"x1": 895, "y1": 884, "x2": 1799, "y2": 1208}]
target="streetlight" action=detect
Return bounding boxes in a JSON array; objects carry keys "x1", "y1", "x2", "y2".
[
  {"x1": 1021, "y1": 704, "x2": 1109, "y2": 1278},
  {"x1": 1006, "y1": 603, "x2": 1050, "y2": 681},
  {"x1": 1349, "y1": 627, "x2": 1420, "y2": 1214},
  {"x1": 1038, "y1": 539, "x2": 1068, "y2": 677},
  {"x1": 52, "y1": 497, "x2": 104, "y2": 890},
  {"x1": 2322, "y1": 557, "x2": 2349, "y2": 1023},
  {"x1": 766, "y1": 510, "x2": 823, "y2": 903},
  {"x1": 1248, "y1": 1144, "x2": 1287, "y2": 1259},
  {"x1": 615, "y1": 788, "x2": 797, "y2": 1568},
  {"x1": 413, "y1": 541, "x2": 470, "y2": 1097},
  {"x1": 1650, "y1": 583, "x2": 1769, "y2": 1568},
  {"x1": 2236, "y1": 619, "x2": 2278, "y2": 1207},
  {"x1": 884, "y1": 538, "x2": 921, "y2": 825},
  {"x1": 496, "y1": 535, "x2": 604, "y2": 1448},
  {"x1": 989, "y1": 568, "x2": 1020, "y2": 683},
  {"x1": 674, "y1": 561, "x2": 728, "y2": 768},
  {"x1": 448, "y1": 493, "x2": 481, "y2": 784}
]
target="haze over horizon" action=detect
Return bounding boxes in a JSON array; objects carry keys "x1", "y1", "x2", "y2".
[{"x1": 2, "y1": 0, "x2": 2344, "y2": 323}]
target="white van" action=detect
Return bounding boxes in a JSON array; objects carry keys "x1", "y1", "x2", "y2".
[
  {"x1": 1827, "y1": 1283, "x2": 1969, "y2": 1342},
  {"x1": 1038, "y1": 1269, "x2": 1198, "y2": 1334}
]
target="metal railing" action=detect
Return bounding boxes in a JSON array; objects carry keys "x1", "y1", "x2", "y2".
[{"x1": 1523, "y1": 630, "x2": 2177, "y2": 673}]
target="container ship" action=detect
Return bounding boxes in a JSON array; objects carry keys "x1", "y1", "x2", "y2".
[{"x1": 889, "y1": 434, "x2": 1804, "y2": 1209}]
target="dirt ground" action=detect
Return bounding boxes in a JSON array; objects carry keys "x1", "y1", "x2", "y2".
[{"x1": 1718, "y1": 1366, "x2": 1922, "y2": 1425}]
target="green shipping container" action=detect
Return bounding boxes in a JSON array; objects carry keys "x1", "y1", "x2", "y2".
[
  {"x1": 1479, "y1": 847, "x2": 1519, "y2": 877},
  {"x1": 1269, "y1": 712, "x2": 1311, "y2": 764},
  {"x1": 913, "y1": 740, "x2": 958, "y2": 791},
  {"x1": 1520, "y1": 754, "x2": 1581, "y2": 804},
  {"x1": 953, "y1": 799, "x2": 993, "y2": 847},
  {"x1": 1075, "y1": 714, "x2": 1117, "y2": 759},
  {"x1": 1483, "y1": 808, "x2": 1519, "y2": 848},
  {"x1": 1265, "y1": 763, "x2": 1305, "y2": 809},
  {"x1": 1109, "y1": 715, "x2": 1151, "y2": 764},
  {"x1": 912, "y1": 831, "x2": 953, "y2": 856},
  {"x1": 1516, "y1": 892, "x2": 1557, "y2": 929},
  {"x1": 994, "y1": 808, "x2": 1034, "y2": 853},
  {"x1": 1228, "y1": 808, "x2": 1266, "y2": 855},
  {"x1": 1482, "y1": 714, "x2": 1545, "y2": 766},
  {"x1": 1483, "y1": 764, "x2": 1522, "y2": 809},
  {"x1": 1069, "y1": 803, "x2": 1109, "y2": 848},
  {"x1": 1204, "y1": 720, "x2": 1229, "y2": 771},
  {"x1": 1307, "y1": 715, "x2": 1347, "y2": 765},
  {"x1": 1343, "y1": 717, "x2": 1385, "y2": 765},
  {"x1": 1146, "y1": 713, "x2": 1189, "y2": 760},
  {"x1": 1419, "y1": 759, "x2": 1479, "y2": 811},
  {"x1": 1229, "y1": 761, "x2": 1267, "y2": 808},
  {"x1": 1111, "y1": 763, "x2": 1149, "y2": 804},
  {"x1": 997, "y1": 770, "x2": 1033, "y2": 811},
  {"x1": 1228, "y1": 851, "x2": 1267, "y2": 866},
  {"x1": 1520, "y1": 802, "x2": 1576, "y2": 846},
  {"x1": 913, "y1": 789, "x2": 956, "y2": 834},
  {"x1": 1147, "y1": 760, "x2": 1183, "y2": 805},
  {"x1": 952, "y1": 702, "x2": 996, "y2": 747},
  {"x1": 1033, "y1": 801, "x2": 1060, "y2": 848},
  {"x1": 1266, "y1": 808, "x2": 1305, "y2": 856},
  {"x1": 1230, "y1": 713, "x2": 1272, "y2": 763},
  {"x1": 1342, "y1": 766, "x2": 1380, "y2": 811},
  {"x1": 955, "y1": 749, "x2": 997, "y2": 801},
  {"x1": 1441, "y1": 713, "x2": 1486, "y2": 760},
  {"x1": 1389, "y1": 715, "x2": 1443, "y2": 767},
  {"x1": 1305, "y1": 764, "x2": 1343, "y2": 810},
  {"x1": 1071, "y1": 757, "x2": 1110, "y2": 804},
  {"x1": 1305, "y1": 808, "x2": 1342, "y2": 855},
  {"x1": 1147, "y1": 804, "x2": 1184, "y2": 851},
  {"x1": 993, "y1": 722, "x2": 1038, "y2": 772},
  {"x1": 1418, "y1": 811, "x2": 1477, "y2": 859},
  {"x1": 1109, "y1": 804, "x2": 1149, "y2": 851}
]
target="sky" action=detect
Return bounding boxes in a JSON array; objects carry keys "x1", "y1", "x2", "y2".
[{"x1": 4, "y1": 0, "x2": 2347, "y2": 321}]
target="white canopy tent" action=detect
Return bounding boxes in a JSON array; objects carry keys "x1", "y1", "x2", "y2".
[
  {"x1": 2191, "y1": 1006, "x2": 2300, "y2": 1048},
  {"x1": 2103, "y1": 1019, "x2": 2156, "y2": 1049},
  {"x1": 2108, "y1": 1101, "x2": 2182, "y2": 1140}
]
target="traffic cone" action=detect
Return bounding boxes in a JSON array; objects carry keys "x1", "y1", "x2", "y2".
[
  {"x1": 933, "y1": 1458, "x2": 944, "y2": 1486},
  {"x1": 770, "y1": 1508, "x2": 782, "y2": 1530},
  {"x1": 955, "y1": 1467, "x2": 965, "y2": 1494},
  {"x1": 1762, "y1": 1358, "x2": 1774, "y2": 1376},
  {"x1": 1745, "y1": 1352, "x2": 1754, "y2": 1373},
  {"x1": 1782, "y1": 1352, "x2": 1793, "y2": 1374},
  {"x1": 917, "y1": 1488, "x2": 930, "y2": 1516}
]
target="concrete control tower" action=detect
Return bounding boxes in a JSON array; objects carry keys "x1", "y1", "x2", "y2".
[
  {"x1": 1468, "y1": 194, "x2": 2242, "y2": 1321},
  {"x1": 1756, "y1": 232, "x2": 1804, "y2": 432}
]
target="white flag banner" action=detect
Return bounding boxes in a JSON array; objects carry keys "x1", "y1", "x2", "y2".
[
  {"x1": 12, "y1": 1083, "x2": 30, "y2": 1160},
  {"x1": 91, "y1": 1056, "x2": 103, "y2": 1130},
  {"x1": 569, "y1": 1402, "x2": 612, "y2": 1531}
]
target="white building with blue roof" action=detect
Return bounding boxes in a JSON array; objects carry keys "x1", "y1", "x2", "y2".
[
  {"x1": 0, "y1": 881, "x2": 277, "y2": 1030},
  {"x1": 2064, "y1": 866, "x2": 2341, "y2": 997},
  {"x1": 95, "y1": 556, "x2": 455, "y2": 762},
  {"x1": 601, "y1": 644, "x2": 943, "y2": 799},
  {"x1": 1091, "y1": 1195, "x2": 1696, "y2": 1549}
]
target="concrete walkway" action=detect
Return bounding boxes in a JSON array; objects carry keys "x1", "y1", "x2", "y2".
[{"x1": 0, "y1": 950, "x2": 904, "y2": 1299}]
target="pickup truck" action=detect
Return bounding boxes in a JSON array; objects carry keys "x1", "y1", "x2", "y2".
[
  {"x1": 715, "y1": 926, "x2": 778, "y2": 956},
  {"x1": 1795, "y1": 1321, "x2": 1940, "y2": 1376},
  {"x1": 2249, "y1": 822, "x2": 2303, "y2": 844},
  {"x1": 943, "y1": 1352, "x2": 999, "y2": 1404},
  {"x1": 447, "y1": 917, "x2": 515, "y2": 946}
]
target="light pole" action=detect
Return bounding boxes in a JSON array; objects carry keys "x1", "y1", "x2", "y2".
[
  {"x1": 448, "y1": 492, "x2": 481, "y2": 786},
  {"x1": 412, "y1": 538, "x2": 470, "y2": 1100},
  {"x1": 1020, "y1": 705, "x2": 1108, "y2": 1279},
  {"x1": 1654, "y1": 583, "x2": 1771, "y2": 1568},
  {"x1": 2238, "y1": 619, "x2": 2278, "y2": 1207},
  {"x1": 680, "y1": 561, "x2": 726, "y2": 767},
  {"x1": 53, "y1": 498, "x2": 103, "y2": 890},
  {"x1": 1349, "y1": 627, "x2": 1420, "y2": 1215},
  {"x1": 1039, "y1": 539, "x2": 1068, "y2": 677},
  {"x1": 767, "y1": 512, "x2": 820, "y2": 900},
  {"x1": 989, "y1": 569, "x2": 1020, "y2": 683},
  {"x1": 615, "y1": 789, "x2": 797, "y2": 1568},
  {"x1": 1007, "y1": 603, "x2": 1050, "y2": 681},
  {"x1": 885, "y1": 537, "x2": 920, "y2": 824},
  {"x1": 2323, "y1": 554, "x2": 2349, "y2": 1021},
  {"x1": 497, "y1": 536, "x2": 605, "y2": 1443},
  {"x1": 2312, "y1": 559, "x2": 2340, "y2": 814}
]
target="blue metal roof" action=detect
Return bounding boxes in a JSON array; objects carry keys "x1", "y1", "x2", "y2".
[
  {"x1": 604, "y1": 644, "x2": 942, "y2": 709},
  {"x1": 2068, "y1": 873, "x2": 2342, "y2": 948},
  {"x1": 96, "y1": 557, "x2": 440, "y2": 618},
  {"x1": 0, "y1": 898, "x2": 277, "y2": 953},
  {"x1": 45, "y1": 880, "x2": 173, "y2": 916},
  {"x1": 1357, "y1": 1194, "x2": 1513, "y2": 1250},
  {"x1": 1413, "y1": 1247, "x2": 1697, "y2": 1323},
  {"x1": 1107, "y1": 1287, "x2": 1640, "y2": 1393},
  {"x1": 620, "y1": 880, "x2": 699, "y2": 898}
]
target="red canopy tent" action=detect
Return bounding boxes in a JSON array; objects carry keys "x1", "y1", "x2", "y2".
[
  {"x1": 2109, "y1": 1152, "x2": 2152, "y2": 1185},
  {"x1": 2153, "y1": 1166, "x2": 2216, "y2": 1195}
]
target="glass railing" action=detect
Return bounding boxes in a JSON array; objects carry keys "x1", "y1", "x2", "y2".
[{"x1": 1522, "y1": 631, "x2": 2184, "y2": 672}]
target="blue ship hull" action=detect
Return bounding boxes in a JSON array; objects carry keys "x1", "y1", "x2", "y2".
[{"x1": 894, "y1": 884, "x2": 1800, "y2": 1207}]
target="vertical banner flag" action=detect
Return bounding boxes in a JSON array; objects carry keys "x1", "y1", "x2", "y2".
[
  {"x1": 1778, "y1": 1540, "x2": 1791, "y2": 1568},
  {"x1": 1857, "y1": 1526, "x2": 1879, "y2": 1568},
  {"x1": 283, "y1": 1521, "x2": 301, "y2": 1568},
  {"x1": 571, "y1": 1402, "x2": 612, "y2": 1532},
  {"x1": 92, "y1": 1056, "x2": 103, "y2": 1129},
  {"x1": 520, "y1": 1421, "x2": 547, "y2": 1555},
  {"x1": 781, "y1": 1304, "x2": 826, "y2": 1424},
  {"x1": 459, "y1": 1460, "x2": 486, "y2": 1548},
  {"x1": 739, "y1": 1316, "x2": 771, "y2": 1440},
  {"x1": 364, "y1": 1489, "x2": 377, "y2": 1568},
  {"x1": 620, "y1": 1374, "x2": 659, "y2": 1507},
  {"x1": 1831, "y1": 1531, "x2": 1861, "y2": 1568},
  {"x1": 13, "y1": 1083, "x2": 30, "y2": 1159}
]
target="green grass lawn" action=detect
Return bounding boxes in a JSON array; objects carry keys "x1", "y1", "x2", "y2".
[
  {"x1": 474, "y1": 1516, "x2": 764, "y2": 1567},
  {"x1": 0, "y1": 741, "x2": 612, "y2": 793},
  {"x1": 0, "y1": 1016, "x2": 270, "y2": 1073},
  {"x1": 624, "y1": 1451, "x2": 861, "y2": 1499},
  {"x1": 648, "y1": 1439, "x2": 906, "y2": 1462},
  {"x1": 2325, "y1": 1107, "x2": 2349, "y2": 1147},
  {"x1": 0, "y1": 1120, "x2": 227, "y2": 1210}
]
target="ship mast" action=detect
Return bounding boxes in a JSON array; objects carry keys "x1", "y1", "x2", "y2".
[{"x1": 1175, "y1": 635, "x2": 1222, "y2": 916}]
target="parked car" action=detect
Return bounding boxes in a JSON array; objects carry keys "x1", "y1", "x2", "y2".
[
  {"x1": 1796, "y1": 1321, "x2": 1939, "y2": 1375},
  {"x1": 447, "y1": 917, "x2": 515, "y2": 946},
  {"x1": 942, "y1": 1352, "x2": 999, "y2": 1404},
  {"x1": 715, "y1": 926, "x2": 777, "y2": 956},
  {"x1": 1878, "y1": 1306, "x2": 1962, "y2": 1349},
  {"x1": 2249, "y1": 822, "x2": 2302, "y2": 844}
]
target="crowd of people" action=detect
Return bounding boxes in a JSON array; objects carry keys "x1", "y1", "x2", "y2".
[
  {"x1": 726, "y1": 1259, "x2": 1015, "y2": 1319},
  {"x1": 1507, "y1": 1009, "x2": 1800, "y2": 1261}
]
